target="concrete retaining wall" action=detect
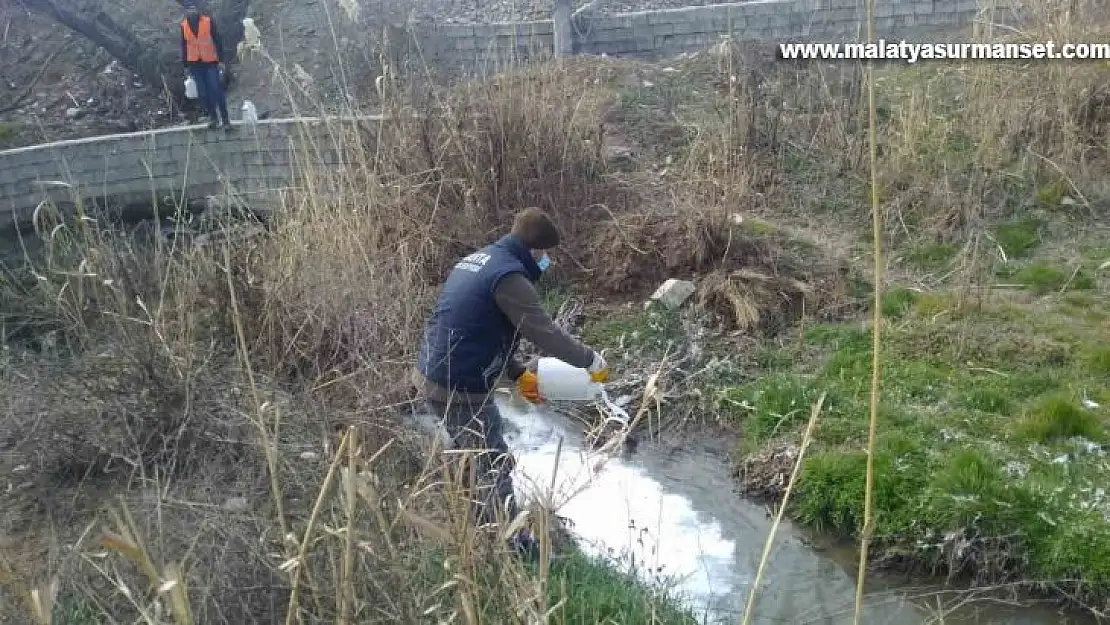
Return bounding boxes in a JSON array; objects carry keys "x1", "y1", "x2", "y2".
[
  {"x1": 0, "y1": 2, "x2": 1020, "y2": 227},
  {"x1": 408, "y1": 0, "x2": 1019, "y2": 68},
  {"x1": 0, "y1": 117, "x2": 377, "y2": 232}
]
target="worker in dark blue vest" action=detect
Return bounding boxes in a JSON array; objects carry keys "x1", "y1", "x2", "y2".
[{"x1": 413, "y1": 208, "x2": 608, "y2": 556}]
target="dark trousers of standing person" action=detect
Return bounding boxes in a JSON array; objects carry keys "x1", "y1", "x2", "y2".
[
  {"x1": 189, "y1": 64, "x2": 230, "y2": 126},
  {"x1": 424, "y1": 397, "x2": 520, "y2": 527}
]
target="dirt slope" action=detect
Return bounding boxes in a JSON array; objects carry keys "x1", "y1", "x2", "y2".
[{"x1": 0, "y1": 0, "x2": 720, "y2": 150}]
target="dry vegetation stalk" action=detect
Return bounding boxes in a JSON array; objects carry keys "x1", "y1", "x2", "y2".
[
  {"x1": 741, "y1": 393, "x2": 826, "y2": 625},
  {"x1": 285, "y1": 428, "x2": 352, "y2": 625},
  {"x1": 223, "y1": 240, "x2": 289, "y2": 541},
  {"x1": 854, "y1": 0, "x2": 885, "y2": 619},
  {"x1": 338, "y1": 425, "x2": 358, "y2": 625}
]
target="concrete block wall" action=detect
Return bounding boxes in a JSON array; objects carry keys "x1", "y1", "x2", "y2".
[
  {"x1": 404, "y1": 0, "x2": 1021, "y2": 70},
  {"x1": 572, "y1": 0, "x2": 1006, "y2": 59},
  {"x1": 0, "y1": 117, "x2": 375, "y2": 232},
  {"x1": 397, "y1": 20, "x2": 556, "y2": 73}
]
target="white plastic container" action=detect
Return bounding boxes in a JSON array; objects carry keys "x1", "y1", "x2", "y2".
[
  {"x1": 535, "y1": 357, "x2": 603, "y2": 401},
  {"x1": 241, "y1": 100, "x2": 258, "y2": 123},
  {"x1": 184, "y1": 76, "x2": 199, "y2": 99}
]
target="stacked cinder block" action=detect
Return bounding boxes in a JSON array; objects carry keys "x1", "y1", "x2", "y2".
[
  {"x1": 402, "y1": 0, "x2": 1010, "y2": 65},
  {"x1": 0, "y1": 117, "x2": 369, "y2": 232},
  {"x1": 408, "y1": 21, "x2": 556, "y2": 71}
]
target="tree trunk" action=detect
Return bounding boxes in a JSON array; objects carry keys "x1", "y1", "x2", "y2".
[{"x1": 18, "y1": 0, "x2": 249, "y2": 102}]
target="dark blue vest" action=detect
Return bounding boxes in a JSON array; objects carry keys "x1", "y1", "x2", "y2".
[{"x1": 416, "y1": 235, "x2": 543, "y2": 393}]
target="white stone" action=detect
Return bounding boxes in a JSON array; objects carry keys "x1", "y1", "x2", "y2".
[
  {"x1": 650, "y1": 278, "x2": 695, "y2": 310},
  {"x1": 222, "y1": 497, "x2": 250, "y2": 512}
]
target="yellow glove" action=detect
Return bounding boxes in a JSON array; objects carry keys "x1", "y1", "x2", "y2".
[
  {"x1": 517, "y1": 370, "x2": 542, "y2": 404},
  {"x1": 587, "y1": 351, "x2": 609, "y2": 383}
]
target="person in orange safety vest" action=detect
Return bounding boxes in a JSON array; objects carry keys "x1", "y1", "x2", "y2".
[{"x1": 180, "y1": 0, "x2": 233, "y2": 131}]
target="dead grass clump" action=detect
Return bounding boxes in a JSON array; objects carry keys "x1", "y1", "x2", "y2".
[
  {"x1": 575, "y1": 211, "x2": 743, "y2": 297},
  {"x1": 697, "y1": 269, "x2": 814, "y2": 334},
  {"x1": 736, "y1": 443, "x2": 799, "y2": 502},
  {"x1": 576, "y1": 209, "x2": 863, "y2": 327},
  {"x1": 368, "y1": 59, "x2": 635, "y2": 279}
]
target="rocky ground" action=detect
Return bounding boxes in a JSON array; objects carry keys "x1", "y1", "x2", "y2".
[
  {"x1": 0, "y1": 0, "x2": 723, "y2": 150},
  {"x1": 0, "y1": 8, "x2": 173, "y2": 149}
]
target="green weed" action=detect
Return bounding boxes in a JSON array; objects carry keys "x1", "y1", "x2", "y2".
[
  {"x1": 1086, "y1": 346, "x2": 1110, "y2": 376},
  {"x1": 720, "y1": 374, "x2": 826, "y2": 445},
  {"x1": 1034, "y1": 180, "x2": 1068, "y2": 207},
  {"x1": 912, "y1": 291, "x2": 955, "y2": 317},
  {"x1": 902, "y1": 241, "x2": 958, "y2": 272},
  {"x1": 0, "y1": 122, "x2": 18, "y2": 149},
  {"x1": 581, "y1": 307, "x2": 683, "y2": 357},
  {"x1": 53, "y1": 597, "x2": 106, "y2": 625},
  {"x1": 1015, "y1": 394, "x2": 1104, "y2": 443},
  {"x1": 1012, "y1": 262, "x2": 1094, "y2": 294},
  {"x1": 958, "y1": 387, "x2": 1014, "y2": 415},
  {"x1": 880, "y1": 286, "x2": 919, "y2": 318},
  {"x1": 543, "y1": 551, "x2": 699, "y2": 625},
  {"x1": 992, "y1": 217, "x2": 1044, "y2": 258}
]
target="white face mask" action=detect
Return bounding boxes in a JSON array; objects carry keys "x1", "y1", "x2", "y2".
[{"x1": 537, "y1": 253, "x2": 553, "y2": 272}]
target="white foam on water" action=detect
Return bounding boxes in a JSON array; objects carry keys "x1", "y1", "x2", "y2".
[{"x1": 499, "y1": 396, "x2": 741, "y2": 618}]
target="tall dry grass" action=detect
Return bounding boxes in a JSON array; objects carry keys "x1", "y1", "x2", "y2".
[
  {"x1": 0, "y1": 54, "x2": 691, "y2": 624},
  {"x1": 3, "y1": 1, "x2": 1110, "y2": 622}
]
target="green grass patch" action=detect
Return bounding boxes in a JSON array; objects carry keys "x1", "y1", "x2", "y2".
[
  {"x1": 1011, "y1": 261, "x2": 1095, "y2": 295},
  {"x1": 537, "y1": 279, "x2": 576, "y2": 312},
  {"x1": 1034, "y1": 180, "x2": 1069, "y2": 207},
  {"x1": 740, "y1": 217, "x2": 779, "y2": 236},
  {"x1": 753, "y1": 343, "x2": 798, "y2": 371},
  {"x1": 735, "y1": 286, "x2": 1110, "y2": 592},
  {"x1": 417, "y1": 546, "x2": 697, "y2": 624},
  {"x1": 0, "y1": 122, "x2": 19, "y2": 149},
  {"x1": 1086, "y1": 346, "x2": 1110, "y2": 376},
  {"x1": 901, "y1": 241, "x2": 958, "y2": 272},
  {"x1": 958, "y1": 386, "x2": 1014, "y2": 415},
  {"x1": 992, "y1": 217, "x2": 1044, "y2": 258},
  {"x1": 52, "y1": 597, "x2": 105, "y2": 625},
  {"x1": 543, "y1": 550, "x2": 699, "y2": 624},
  {"x1": 1015, "y1": 393, "x2": 1104, "y2": 443},
  {"x1": 793, "y1": 439, "x2": 932, "y2": 537},
  {"x1": 720, "y1": 373, "x2": 826, "y2": 446},
  {"x1": 581, "y1": 306, "x2": 684, "y2": 357},
  {"x1": 880, "y1": 286, "x2": 920, "y2": 318}
]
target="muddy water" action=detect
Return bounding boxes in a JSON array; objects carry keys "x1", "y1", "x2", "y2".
[{"x1": 493, "y1": 396, "x2": 1084, "y2": 625}]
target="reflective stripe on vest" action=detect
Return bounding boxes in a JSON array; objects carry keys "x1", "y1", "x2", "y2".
[{"x1": 182, "y1": 16, "x2": 219, "y2": 63}]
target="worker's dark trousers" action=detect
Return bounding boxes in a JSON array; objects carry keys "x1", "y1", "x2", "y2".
[
  {"x1": 188, "y1": 64, "x2": 230, "y2": 124},
  {"x1": 423, "y1": 396, "x2": 520, "y2": 527}
]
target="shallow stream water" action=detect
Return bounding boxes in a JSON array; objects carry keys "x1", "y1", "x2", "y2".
[{"x1": 488, "y1": 395, "x2": 1091, "y2": 625}]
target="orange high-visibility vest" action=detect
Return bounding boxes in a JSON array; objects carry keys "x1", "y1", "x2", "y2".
[{"x1": 182, "y1": 15, "x2": 219, "y2": 63}]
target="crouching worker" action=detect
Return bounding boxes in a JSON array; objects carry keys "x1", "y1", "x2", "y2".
[{"x1": 412, "y1": 208, "x2": 609, "y2": 556}]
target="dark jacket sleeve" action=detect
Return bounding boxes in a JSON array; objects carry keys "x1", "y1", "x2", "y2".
[
  {"x1": 210, "y1": 18, "x2": 224, "y2": 62},
  {"x1": 494, "y1": 273, "x2": 594, "y2": 370},
  {"x1": 181, "y1": 23, "x2": 187, "y2": 65}
]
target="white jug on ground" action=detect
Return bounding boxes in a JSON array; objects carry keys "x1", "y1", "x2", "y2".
[
  {"x1": 241, "y1": 100, "x2": 258, "y2": 123},
  {"x1": 535, "y1": 357, "x2": 604, "y2": 402},
  {"x1": 184, "y1": 76, "x2": 199, "y2": 99}
]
